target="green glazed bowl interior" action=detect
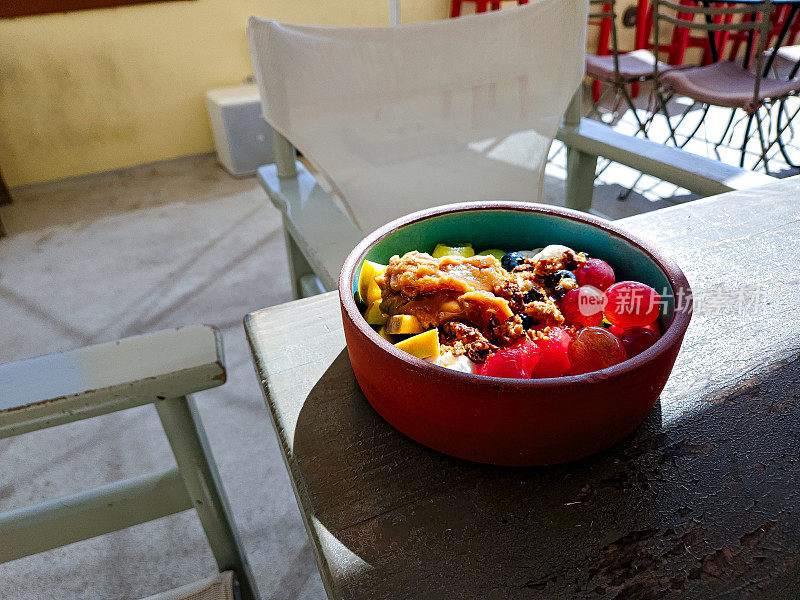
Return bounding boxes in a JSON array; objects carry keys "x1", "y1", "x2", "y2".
[{"x1": 352, "y1": 207, "x2": 676, "y2": 329}]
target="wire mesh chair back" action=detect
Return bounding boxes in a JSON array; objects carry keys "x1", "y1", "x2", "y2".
[{"x1": 653, "y1": 0, "x2": 775, "y2": 107}]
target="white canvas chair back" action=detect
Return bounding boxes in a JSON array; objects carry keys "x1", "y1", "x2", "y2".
[{"x1": 247, "y1": 0, "x2": 588, "y2": 234}]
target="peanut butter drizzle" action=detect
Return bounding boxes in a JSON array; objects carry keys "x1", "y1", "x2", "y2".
[{"x1": 377, "y1": 251, "x2": 514, "y2": 329}]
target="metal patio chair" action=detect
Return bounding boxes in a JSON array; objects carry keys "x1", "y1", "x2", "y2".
[
  {"x1": 763, "y1": 43, "x2": 800, "y2": 166},
  {"x1": 0, "y1": 326, "x2": 258, "y2": 600},
  {"x1": 585, "y1": 0, "x2": 693, "y2": 200},
  {"x1": 585, "y1": 0, "x2": 681, "y2": 134},
  {"x1": 652, "y1": 0, "x2": 800, "y2": 172}
]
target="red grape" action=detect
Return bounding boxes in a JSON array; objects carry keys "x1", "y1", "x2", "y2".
[
  {"x1": 567, "y1": 327, "x2": 626, "y2": 375},
  {"x1": 608, "y1": 319, "x2": 661, "y2": 337},
  {"x1": 560, "y1": 286, "x2": 605, "y2": 327},
  {"x1": 575, "y1": 258, "x2": 615, "y2": 290},
  {"x1": 478, "y1": 339, "x2": 540, "y2": 379},
  {"x1": 604, "y1": 281, "x2": 662, "y2": 328},
  {"x1": 620, "y1": 327, "x2": 661, "y2": 359},
  {"x1": 532, "y1": 327, "x2": 572, "y2": 378}
]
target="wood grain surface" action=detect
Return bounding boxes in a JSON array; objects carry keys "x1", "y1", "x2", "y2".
[{"x1": 245, "y1": 176, "x2": 800, "y2": 600}]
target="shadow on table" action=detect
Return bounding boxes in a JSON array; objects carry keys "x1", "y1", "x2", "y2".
[{"x1": 293, "y1": 349, "x2": 800, "y2": 599}]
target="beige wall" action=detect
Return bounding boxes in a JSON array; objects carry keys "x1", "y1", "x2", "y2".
[
  {"x1": 0, "y1": 0, "x2": 449, "y2": 186},
  {"x1": 0, "y1": 0, "x2": 646, "y2": 187}
]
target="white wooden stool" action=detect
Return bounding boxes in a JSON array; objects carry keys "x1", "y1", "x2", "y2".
[{"x1": 0, "y1": 326, "x2": 258, "y2": 600}]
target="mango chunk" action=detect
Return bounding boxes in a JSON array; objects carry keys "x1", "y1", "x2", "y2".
[
  {"x1": 385, "y1": 314, "x2": 423, "y2": 335},
  {"x1": 358, "y1": 260, "x2": 386, "y2": 301},
  {"x1": 431, "y1": 243, "x2": 475, "y2": 259},
  {"x1": 395, "y1": 328, "x2": 440, "y2": 359},
  {"x1": 478, "y1": 249, "x2": 505, "y2": 261},
  {"x1": 364, "y1": 301, "x2": 388, "y2": 325},
  {"x1": 366, "y1": 278, "x2": 383, "y2": 306}
]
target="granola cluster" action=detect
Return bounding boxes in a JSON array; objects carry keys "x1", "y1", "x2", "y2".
[
  {"x1": 376, "y1": 246, "x2": 587, "y2": 361},
  {"x1": 361, "y1": 241, "x2": 665, "y2": 379}
]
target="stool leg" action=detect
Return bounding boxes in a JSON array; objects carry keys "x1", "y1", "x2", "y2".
[
  {"x1": 476, "y1": 0, "x2": 489, "y2": 13},
  {"x1": 450, "y1": 0, "x2": 462, "y2": 17},
  {"x1": 156, "y1": 396, "x2": 260, "y2": 600}
]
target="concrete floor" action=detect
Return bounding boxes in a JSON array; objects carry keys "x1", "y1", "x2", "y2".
[
  {"x1": 0, "y1": 146, "x2": 724, "y2": 599},
  {"x1": 0, "y1": 155, "x2": 319, "y2": 600}
]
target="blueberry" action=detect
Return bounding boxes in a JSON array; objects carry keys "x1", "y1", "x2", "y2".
[
  {"x1": 501, "y1": 251, "x2": 527, "y2": 271},
  {"x1": 521, "y1": 314, "x2": 534, "y2": 330},
  {"x1": 544, "y1": 269, "x2": 576, "y2": 288},
  {"x1": 524, "y1": 287, "x2": 545, "y2": 303}
]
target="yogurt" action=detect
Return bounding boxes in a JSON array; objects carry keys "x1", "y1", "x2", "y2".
[{"x1": 426, "y1": 351, "x2": 478, "y2": 374}]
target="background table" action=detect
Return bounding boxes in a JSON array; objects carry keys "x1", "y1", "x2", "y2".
[{"x1": 246, "y1": 176, "x2": 800, "y2": 600}]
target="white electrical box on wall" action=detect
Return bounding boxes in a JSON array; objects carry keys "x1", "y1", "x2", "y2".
[{"x1": 205, "y1": 84, "x2": 274, "y2": 176}]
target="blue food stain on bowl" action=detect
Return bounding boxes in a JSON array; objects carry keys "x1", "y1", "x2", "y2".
[{"x1": 355, "y1": 208, "x2": 675, "y2": 328}]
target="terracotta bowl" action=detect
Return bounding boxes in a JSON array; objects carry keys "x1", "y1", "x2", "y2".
[{"x1": 339, "y1": 202, "x2": 692, "y2": 466}]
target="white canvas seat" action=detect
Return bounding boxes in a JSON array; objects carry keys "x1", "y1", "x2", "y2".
[{"x1": 247, "y1": 0, "x2": 588, "y2": 235}]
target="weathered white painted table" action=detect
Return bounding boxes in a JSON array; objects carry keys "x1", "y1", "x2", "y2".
[{"x1": 245, "y1": 176, "x2": 800, "y2": 600}]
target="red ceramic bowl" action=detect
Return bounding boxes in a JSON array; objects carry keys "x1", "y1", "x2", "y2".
[{"x1": 339, "y1": 202, "x2": 692, "y2": 465}]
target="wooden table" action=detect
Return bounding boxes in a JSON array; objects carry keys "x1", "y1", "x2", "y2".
[{"x1": 245, "y1": 177, "x2": 800, "y2": 600}]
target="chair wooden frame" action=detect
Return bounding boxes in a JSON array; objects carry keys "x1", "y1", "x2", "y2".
[
  {"x1": 0, "y1": 326, "x2": 258, "y2": 600},
  {"x1": 260, "y1": 86, "x2": 775, "y2": 299}
]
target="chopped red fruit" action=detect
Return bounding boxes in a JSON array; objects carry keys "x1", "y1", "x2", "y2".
[
  {"x1": 604, "y1": 281, "x2": 662, "y2": 328},
  {"x1": 575, "y1": 258, "x2": 615, "y2": 290},
  {"x1": 620, "y1": 327, "x2": 661, "y2": 358},
  {"x1": 532, "y1": 327, "x2": 572, "y2": 378},
  {"x1": 477, "y1": 339, "x2": 540, "y2": 379},
  {"x1": 567, "y1": 327, "x2": 626, "y2": 375},
  {"x1": 560, "y1": 286, "x2": 605, "y2": 327}
]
